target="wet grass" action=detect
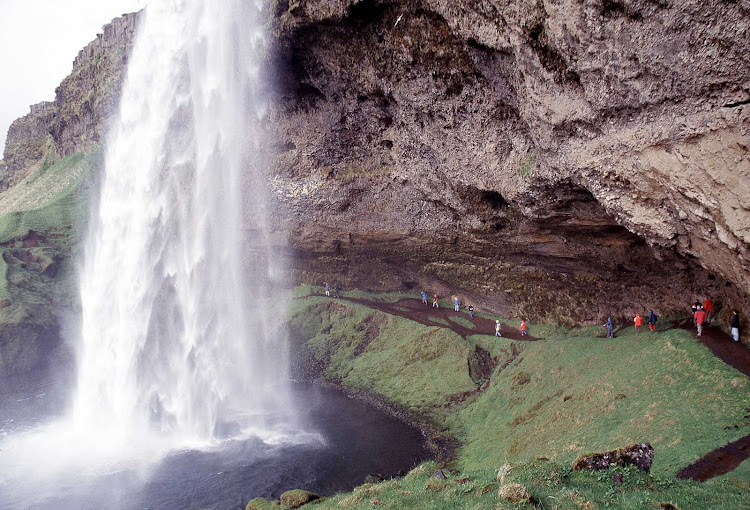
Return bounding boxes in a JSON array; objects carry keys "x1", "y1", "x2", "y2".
[
  {"x1": 300, "y1": 459, "x2": 750, "y2": 510},
  {"x1": 0, "y1": 149, "x2": 101, "y2": 373},
  {"x1": 283, "y1": 290, "x2": 750, "y2": 508}
]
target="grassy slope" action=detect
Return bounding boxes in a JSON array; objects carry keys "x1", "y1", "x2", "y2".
[
  {"x1": 0, "y1": 149, "x2": 100, "y2": 373},
  {"x1": 282, "y1": 288, "x2": 750, "y2": 509}
]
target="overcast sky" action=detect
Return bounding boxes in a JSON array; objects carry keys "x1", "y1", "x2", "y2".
[{"x1": 0, "y1": 0, "x2": 147, "y2": 153}]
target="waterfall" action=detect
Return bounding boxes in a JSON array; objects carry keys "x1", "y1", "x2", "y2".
[{"x1": 72, "y1": 0, "x2": 288, "y2": 446}]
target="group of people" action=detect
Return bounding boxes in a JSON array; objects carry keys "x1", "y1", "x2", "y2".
[
  {"x1": 322, "y1": 284, "x2": 740, "y2": 343},
  {"x1": 323, "y1": 282, "x2": 340, "y2": 298},
  {"x1": 420, "y1": 291, "x2": 528, "y2": 337},
  {"x1": 603, "y1": 297, "x2": 742, "y2": 342}
]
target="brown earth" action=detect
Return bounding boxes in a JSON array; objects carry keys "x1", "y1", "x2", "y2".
[
  {"x1": 339, "y1": 296, "x2": 539, "y2": 341},
  {"x1": 672, "y1": 319, "x2": 750, "y2": 481}
]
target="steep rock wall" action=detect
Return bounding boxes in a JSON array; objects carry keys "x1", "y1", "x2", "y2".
[{"x1": 266, "y1": 0, "x2": 750, "y2": 324}]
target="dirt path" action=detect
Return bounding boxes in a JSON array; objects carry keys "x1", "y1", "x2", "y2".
[
  {"x1": 340, "y1": 297, "x2": 539, "y2": 341},
  {"x1": 677, "y1": 434, "x2": 750, "y2": 482},
  {"x1": 672, "y1": 318, "x2": 750, "y2": 481},
  {"x1": 675, "y1": 319, "x2": 750, "y2": 378}
]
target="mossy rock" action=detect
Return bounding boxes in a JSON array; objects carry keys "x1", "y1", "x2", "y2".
[
  {"x1": 245, "y1": 497, "x2": 280, "y2": 510},
  {"x1": 497, "y1": 483, "x2": 531, "y2": 502},
  {"x1": 279, "y1": 489, "x2": 320, "y2": 509}
]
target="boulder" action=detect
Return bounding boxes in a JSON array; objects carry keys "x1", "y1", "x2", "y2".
[
  {"x1": 497, "y1": 483, "x2": 531, "y2": 503},
  {"x1": 279, "y1": 489, "x2": 320, "y2": 509},
  {"x1": 572, "y1": 443, "x2": 654, "y2": 472}
]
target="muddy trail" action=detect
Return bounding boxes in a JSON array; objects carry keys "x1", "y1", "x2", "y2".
[
  {"x1": 672, "y1": 318, "x2": 750, "y2": 482},
  {"x1": 340, "y1": 297, "x2": 539, "y2": 341}
]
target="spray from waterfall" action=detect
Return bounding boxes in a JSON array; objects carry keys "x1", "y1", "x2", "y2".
[{"x1": 71, "y1": 0, "x2": 290, "y2": 446}]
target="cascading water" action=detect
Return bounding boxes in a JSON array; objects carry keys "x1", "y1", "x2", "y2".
[
  {"x1": 72, "y1": 0, "x2": 288, "y2": 447},
  {"x1": 0, "y1": 2, "x2": 434, "y2": 507}
]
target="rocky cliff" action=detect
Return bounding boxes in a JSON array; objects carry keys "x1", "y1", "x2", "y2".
[
  {"x1": 1, "y1": 12, "x2": 139, "y2": 189},
  {"x1": 2, "y1": 0, "x2": 749, "y2": 329},
  {"x1": 266, "y1": 0, "x2": 750, "y2": 325}
]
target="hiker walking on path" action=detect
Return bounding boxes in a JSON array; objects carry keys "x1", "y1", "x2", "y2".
[
  {"x1": 694, "y1": 305, "x2": 707, "y2": 336},
  {"x1": 433, "y1": 294, "x2": 439, "y2": 308},
  {"x1": 333, "y1": 283, "x2": 340, "y2": 298},
  {"x1": 521, "y1": 320, "x2": 527, "y2": 336},
  {"x1": 634, "y1": 313, "x2": 643, "y2": 334},
  {"x1": 704, "y1": 298, "x2": 714, "y2": 324},
  {"x1": 731, "y1": 309, "x2": 741, "y2": 342},
  {"x1": 421, "y1": 291, "x2": 428, "y2": 305},
  {"x1": 692, "y1": 300, "x2": 701, "y2": 325},
  {"x1": 468, "y1": 305, "x2": 474, "y2": 319},
  {"x1": 325, "y1": 282, "x2": 330, "y2": 297},
  {"x1": 604, "y1": 317, "x2": 614, "y2": 338},
  {"x1": 454, "y1": 297, "x2": 460, "y2": 312},
  {"x1": 648, "y1": 310, "x2": 658, "y2": 332},
  {"x1": 495, "y1": 320, "x2": 502, "y2": 337}
]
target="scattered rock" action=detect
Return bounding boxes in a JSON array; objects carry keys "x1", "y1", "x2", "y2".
[
  {"x1": 431, "y1": 468, "x2": 449, "y2": 479},
  {"x1": 279, "y1": 489, "x2": 320, "y2": 509},
  {"x1": 512, "y1": 372, "x2": 531, "y2": 386},
  {"x1": 363, "y1": 474, "x2": 384, "y2": 484},
  {"x1": 612, "y1": 472, "x2": 623, "y2": 485},
  {"x1": 572, "y1": 443, "x2": 654, "y2": 472},
  {"x1": 563, "y1": 395, "x2": 572, "y2": 401},
  {"x1": 369, "y1": 497, "x2": 383, "y2": 506},
  {"x1": 659, "y1": 503, "x2": 681, "y2": 510},
  {"x1": 497, "y1": 483, "x2": 532, "y2": 503},
  {"x1": 496, "y1": 463, "x2": 512, "y2": 483},
  {"x1": 455, "y1": 477, "x2": 471, "y2": 484},
  {"x1": 615, "y1": 393, "x2": 627, "y2": 400}
]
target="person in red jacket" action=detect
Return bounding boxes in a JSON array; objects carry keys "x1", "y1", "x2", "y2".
[
  {"x1": 703, "y1": 298, "x2": 714, "y2": 325},
  {"x1": 634, "y1": 313, "x2": 643, "y2": 333},
  {"x1": 520, "y1": 320, "x2": 527, "y2": 336},
  {"x1": 694, "y1": 305, "x2": 707, "y2": 336}
]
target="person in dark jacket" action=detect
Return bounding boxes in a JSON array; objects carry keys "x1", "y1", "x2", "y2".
[
  {"x1": 648, "y1": 310, "x2": 658, "y2": 332},
  {"x1": 731, "y1": 309, "x2": 740, "y2": 342}
]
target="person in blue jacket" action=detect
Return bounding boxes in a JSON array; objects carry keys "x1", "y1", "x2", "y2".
[{"x1": 604, "y1": 317, "x2": 614, "y2": 338}]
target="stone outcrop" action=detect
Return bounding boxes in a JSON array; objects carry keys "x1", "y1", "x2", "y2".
[
  {"x1": 1, "y1": 12, "x2": 139, "y2": 186},
  {"x1": 572, "y1": 442, "x2": 654, "y2": 472},
  {"x1": 3, "y1": 0, "x2": 750, "y2": 327}
]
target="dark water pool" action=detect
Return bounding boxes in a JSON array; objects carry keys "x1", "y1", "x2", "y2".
[{"x1": 0, "y1": 381, "x2": 430, "y2": 510}]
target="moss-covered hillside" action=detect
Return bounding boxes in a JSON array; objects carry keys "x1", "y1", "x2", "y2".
[
  {"x1": 0, "y1": 148, "x2": 100, "y2": 376},
  {"x1": 273, "y1": 288, "x2": 750, "y2": 509}
]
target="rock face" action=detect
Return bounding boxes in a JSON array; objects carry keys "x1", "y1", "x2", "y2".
[
  {"x1": 265, "y1": 0, "x2": 750, "y2": 325},
  {"x1": 1, "y1": 12, "x2": 139, "y2": 186},
  {"x1": 2, "y1": 1, "x2": 750, "y2": 327}
]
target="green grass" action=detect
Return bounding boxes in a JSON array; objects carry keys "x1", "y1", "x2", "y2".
[
  {"x1": 0, "y1": 148, "x2": 102, "y2": 373},
  {"x1": 283, "y1": 290, "x2": 750, "y2": 507},
  {"x1": 288, "y1": 459, "x2": 749, "y2": 510},
  {"x1": 452, "y1": 328, "x2": 750, "y2": 477},
  {"x1": 287, "y1": 296, "x2": 477, "y2": 413}
]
